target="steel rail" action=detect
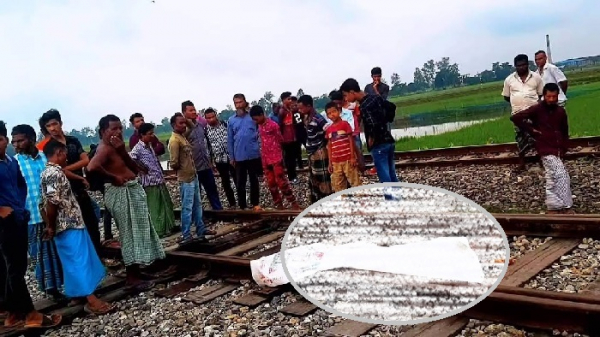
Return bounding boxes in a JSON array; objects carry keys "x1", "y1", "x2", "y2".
[
  {"x1": 99, "y1": 208, "x2": 600, "y2": 238},
  {"x1": 163, "y1": 220, "x2": 600, "y2": 335},
  {"x1": 163, "y1": 146, "x2": 600, "y2": 177}
]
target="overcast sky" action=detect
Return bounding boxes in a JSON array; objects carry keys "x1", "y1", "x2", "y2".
[{"x1": 1, "y1": 0, "x2": 599, "y2": 132}]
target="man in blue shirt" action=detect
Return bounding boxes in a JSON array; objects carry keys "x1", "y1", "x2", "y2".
[
  {"x1": 228, "y1": 93, "x2": 263, "y2": 211},
  {"x1": 0, "y1": 121, "x2": 62, "y2": 329},
  {"x1": 12, "y1": 124, "x2": 64, "y2": 300}
]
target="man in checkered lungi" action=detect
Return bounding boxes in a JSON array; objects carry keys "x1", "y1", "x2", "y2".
[
  {"x1": 510, "y1": 83, "x2": 574, "y2": 214},
  {"x1": 88, "y1": 115, "x2": 167, "y2": 291},
  {"x1": 297, "y1": 95, "x2": 334, "y2": 203}
]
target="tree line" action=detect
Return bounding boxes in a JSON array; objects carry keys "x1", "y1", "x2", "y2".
[{"x1": 11, "y1": 56, "x2": 536, "y2": 155}]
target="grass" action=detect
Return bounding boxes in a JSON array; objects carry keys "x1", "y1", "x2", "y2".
[
  {"x1": 394, "y1": 81, "x2": 600, "y2": 151},
  {"x1": 390, "y1": 67, "x2": 600, "y2": 116}
]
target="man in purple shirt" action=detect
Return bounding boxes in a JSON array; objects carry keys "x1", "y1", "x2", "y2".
[
  {"x1": 128, "y1": 113, "x2": 166, "y2": 156},
  {"x1": 197, "y1": 114, "x2": 208, "y2": 128}
]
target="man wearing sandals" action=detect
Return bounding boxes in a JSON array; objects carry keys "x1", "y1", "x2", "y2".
[
  {"x1": 510, "y1": 83, "x2": 574, "y2": 215},
  {"x1": 88, "y1": 115, "x2": 166, "y2": 291},
  {"x1": 40, "y1": 140, "x2": 115, "y2": 315},
  {"x1": 0, "y1": 121, "x2": 62, "y2": 329}
]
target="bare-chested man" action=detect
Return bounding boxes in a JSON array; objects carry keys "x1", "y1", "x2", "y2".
[{"x1": 87, "y1": 115, "x2": 166, "y2": 290}]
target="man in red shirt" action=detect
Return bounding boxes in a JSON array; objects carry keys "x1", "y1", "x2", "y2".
[
  {"x1": 325, "y1": 102, "x2": 362, "y2": 192},
  {"x1": 277, "y1": 92, "x2": 300, "y2": 184},
  {"x1": 510, "y1": 83, "x2": 573, "y2": 214},
  {"x1": 250, "y1": 105, "x2": 300, "y2": 210}
]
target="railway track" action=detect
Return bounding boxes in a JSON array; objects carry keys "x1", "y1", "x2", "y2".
[
  {"x1": 4, "y1": 211, "x2": 600, "y2": 336},
  {"x1": 161, "y1": 136, "x2": 600, "y2": 176}
]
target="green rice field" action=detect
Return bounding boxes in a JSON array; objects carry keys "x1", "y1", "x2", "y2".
[
  {"x1": 152, "y1": 67, "x2": 600, "y2": 152},
  {"x1": 392, "y1": 69, "x2": 600, "y2": 151}
]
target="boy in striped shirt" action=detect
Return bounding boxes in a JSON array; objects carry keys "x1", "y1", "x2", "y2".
[{"x1": 325, "y1": 102, "x2": 362, "y2": 192}]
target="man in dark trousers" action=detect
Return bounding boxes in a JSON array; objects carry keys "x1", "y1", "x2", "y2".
[
  {"x1": 341, "y1": 78, "x2": 399, "y2": 183},
  {"x1": 228, "y1": 94, "x2": 263, "y2": 211},
  {"x1": 277, "y1": 92, "x2": 300, "y2": 184},
  {"x1": 364, "y1": 67, "x2": 391, "y2": 175},
  {"x1": 0, "y1": 120, "x2": 62, "y2": 329},
  {"x1": 290, "y1": 96, "x2": 306, "y2": 170},
  {"x1": 181, "y1": 100, "x2": 223, "y2": 210}
]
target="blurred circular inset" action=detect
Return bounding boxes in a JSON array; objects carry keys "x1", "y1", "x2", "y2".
[{"x1": 280, "y1": 183, "x2": 510, "y2": 325}]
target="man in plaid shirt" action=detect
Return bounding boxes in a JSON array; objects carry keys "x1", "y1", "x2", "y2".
[{"x1": 204, "y1": 108, "x2": 238, "y2": 209}]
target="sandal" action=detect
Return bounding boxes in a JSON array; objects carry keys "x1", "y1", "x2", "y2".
[
  {"x1": 24, "y1": 314, "x2": 62, "y2": 329},
  {"x1": 4, "y1": 317, "x2": 24, "y2": 329},
  {"x1": 84, "y1": 303, "x2": 116, "y2": 315}
]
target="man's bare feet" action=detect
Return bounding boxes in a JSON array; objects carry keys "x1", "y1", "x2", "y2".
[{"x1": 253, "y1": 206, "x2": 263, "y2": 212}]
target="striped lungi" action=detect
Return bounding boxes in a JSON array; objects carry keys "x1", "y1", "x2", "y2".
[{"x1": 308, "y1": 147, "x2": 333, "y2": 203}]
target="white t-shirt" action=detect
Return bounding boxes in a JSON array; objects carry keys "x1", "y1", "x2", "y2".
[
  {"x1": 536, "y1": 62, "x2": 568, "y2": 104},
  {"x1": 501, "y1": 71, "x2": 544, "y2": 115}
]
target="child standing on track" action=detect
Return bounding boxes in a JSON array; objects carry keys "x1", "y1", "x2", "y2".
[
  {"x1": 325, "y1": 102, "x2": 362, "y2": 192},
  {"x1": 250, "y1": 105, "x2": 301, "y2": 210}
]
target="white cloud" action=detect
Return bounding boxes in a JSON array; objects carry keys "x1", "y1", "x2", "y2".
[{"x1": 0, "y1": 0, "x2": 597, "y2": 130}]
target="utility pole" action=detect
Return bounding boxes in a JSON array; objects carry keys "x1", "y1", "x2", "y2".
[{"x1": 546, "y1": 34, "x2": 553, "y2": 63}]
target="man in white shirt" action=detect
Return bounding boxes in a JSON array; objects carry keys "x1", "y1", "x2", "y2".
[
  {"x1": 534, "y1": 50, "x2": 569, "y2": 107},
  {"x1": 502, "y1": 54, "x2": 544, "y2": 170}
]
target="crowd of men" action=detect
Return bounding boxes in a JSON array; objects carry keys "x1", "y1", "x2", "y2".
[
  {"x1": 0, "y1": 55, "x2": 576, "y2": 329},
  {"x1": 0, "y1": 69, "x2": 400, "y2": 328}
]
